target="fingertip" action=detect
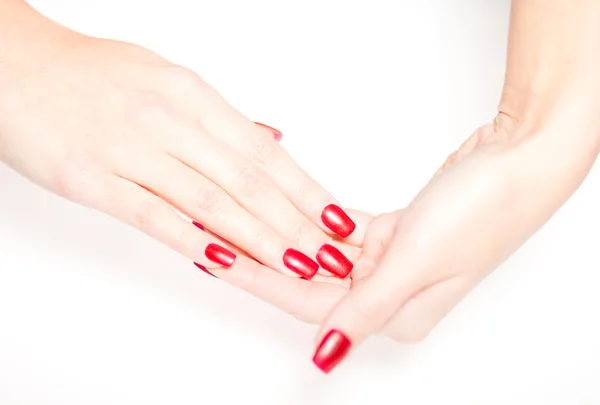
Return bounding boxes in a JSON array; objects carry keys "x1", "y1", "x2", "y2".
[
  {"x1": 332, "y1": 209, "x2": 374, "y2": 247},
  {"x1": 321, "y1": 204, "x2": 356, "y2": 238},
  {"x1": 312, "y1": 329, "x2": 352, "y2": 374}
]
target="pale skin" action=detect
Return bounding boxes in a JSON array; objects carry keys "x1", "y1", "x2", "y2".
[
  {"x1": 0, "y1": 0, "x2": 363, "y2": 280},
  {"x1": 1, "y1": 0, "x2": 599, "y2": 373}
]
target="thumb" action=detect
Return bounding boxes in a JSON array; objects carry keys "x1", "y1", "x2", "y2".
[{"x1": 311, "y1": 233, "x2": 425, "y2": 373}]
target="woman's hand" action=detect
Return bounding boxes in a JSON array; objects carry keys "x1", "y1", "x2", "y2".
[
  {"x1": 308, "y1": 0, "x2": 600, "y2": 373},
  {"x1": 214, "y1": 110, "x2": 600, "y2": 373},
  {"x1": 311, "y1": 111, "x2": 600, "y2": 372},
  {"x1": 0, "y1": 1, "x2": 359, "y2": 279}
]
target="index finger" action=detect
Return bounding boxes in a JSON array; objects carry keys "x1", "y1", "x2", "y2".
[{"x1": 170, "y1": 80, "x2": 362, "y2": 244}]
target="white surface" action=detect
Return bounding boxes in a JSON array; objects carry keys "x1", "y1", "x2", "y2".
[{"x1": 1, "y1": 1, "x2": 599, "y2": 404}]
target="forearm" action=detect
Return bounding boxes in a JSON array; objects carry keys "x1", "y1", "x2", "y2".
[
  {"x1": 0, "y1": 1, "x2": 51, "y2": 85},
  {"x1": 0, "y1": 0, "x2": 35, "y2": 43},
  {"x1": 0, "y1": 1, "x2": 69, "y2": 162},
  {"x1": 0, "y1": 0, "x2": 67, "y2": 68},
  {"x1": 499, "y1": 0, "x2": 600, "y2": 149}
]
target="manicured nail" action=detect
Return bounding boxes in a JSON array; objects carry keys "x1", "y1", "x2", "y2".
[
  {"x1": 194, "y1": 262, "x2": 217, "y2": 278},
  {"x1": 255, "y1": 122, "x2": 283, "y2": 142},
  {"x1": 205, "y1": 243, "x2": 236, "y2": 267},
  {"x1": 316, "y1": 244, "x2": 354, "y2": 278},
  {"x1": 313, "y1": 329, "x2": 352, "y2": 374},
  {"x1": 283, "y1": 249, "x2": 319, "y2": 279},
  {"x1": 192, "y1": 221, "x2": 205, "y2": 231},
  {"x1": 321, "y1": 204, "x2": 356, "y2": 238}
]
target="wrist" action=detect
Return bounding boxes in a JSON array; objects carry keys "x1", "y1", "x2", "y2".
[
  {"x1": 499, "y1": 0, "x2": 600, "y2": 151},
  {"x1": 497, "y1": 81, "x2": 600, "y2": 156}
]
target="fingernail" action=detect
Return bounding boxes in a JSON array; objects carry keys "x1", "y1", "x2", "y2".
[
  {"x1": 283, "y1": 249, "x2": 319, "y2": 279},
  {"x1": 205, "y1": 243, "x2": 236, "y2": 267},
  {"x1": 255, "y1": 122, "x2": 283, "y2": 142},
  {"x1": 194, "y1": 262, "x2": 217, "y2": 278},
  {"x1": 192, "y1": 221, "x2": 205, "y2": 230},
  {"x1": 313, "y1": 329, "x2": 352, "y2": 374},
  {"x1": 321, "y1": 204, "x2": 356, "y2": 238},
  {"x1": 316, "y1": 244, "x2": 354, "y2": 278}
]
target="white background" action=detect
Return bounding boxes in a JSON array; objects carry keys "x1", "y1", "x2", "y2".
[{"x1": 1, "y1": 0, "x2": 599, "y2": 403}]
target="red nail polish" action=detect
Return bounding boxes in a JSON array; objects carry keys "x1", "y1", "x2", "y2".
[
  {"x1": 205, "y1": 244, "x2": 236, "y2": 267},
  {"x1": 316, "y1": 244, "x2": 354, "y2": 278},
  {"x1": 313, "y1": 329, "x2": 352, "y2": 374},
  {"x1": 192, "y1": 221, "x2": 205, "y2": 231},
  {"x1": 321, "y1": 205, "x2": 356, "y2": 238},
  {"x1": 283, "y1": 249, "x2": 319, "y2": 279},
  {"x1": 255, "y1": 122, "x2": 282, "y2": 142},
  {"x1": 194, "y1": 262, "x2": 217, "y2": 278}
]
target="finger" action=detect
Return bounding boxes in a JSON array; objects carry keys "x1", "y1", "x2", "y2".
[
  {"x1": 380, "y1": 275, "x2": 471, "y2": 343},
  {"x1": 98, "y1": 176, "x2": 236, "y2": 269},
  {"x1": 166, "y1": 123, "x2": 358, "y2": 278},
  {"x1": 312, "y1": 230, "x2": 424, "y2": 373},
  {"x1": 340, "y1": 209, "x2": 376, "y2": 248},
  {"x1": 214, "y1": 254, "x2": 348, "y2": 324},
  {"x1": 196, "y1": 221, "x2": 353, "y2": 287},
  {"x1": 219, "y1": 119, "x2": 360, "y2": 242},
  {"x1": 348, "y1": 210, "x2": 402, "y2": 281},
  {"x1": 120, "y1": 152, "x2": 322, "y2": 279},
  {"x1": 191, "y1": 220, "x2": 249, "y2": 278},
  {"x1": 156, "y1": 69, "x2": 360, "y2": 243},
  {"x1": 210, "y1": 211, "x2": 379, "y2": 335}
]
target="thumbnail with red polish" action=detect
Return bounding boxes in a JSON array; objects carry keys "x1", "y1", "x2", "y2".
[
  {"x1": 283, "y1": 249, "x2": 319, "y2": 279},
  {"x1": 194, "y1": 262, "x2": 216, "y2": 278},
  {"x1": 313, "y1": 329, "x2": 352, "y2": 374},
  {"x1": 321, "y1": 204, "x2": 356, "y2": 238},
  {"x1": 316, "y1": 244, "x2": 354, "y2": 278},
  {"x1": 254, "y1": 122, "x2": 283, "y2": 142},
  {"x1": 205, "y1": 243, "x2": 236, "y2": 267}
]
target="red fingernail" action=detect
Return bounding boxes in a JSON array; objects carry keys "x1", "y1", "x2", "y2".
[
  {"x1": 321, "y1": 205, "x2": 356, "y2": 238},
  {"x1": 192, "y1": 221, "x2": 205, "y2": 230},
  {"x1": 313, "y1": 329, "x2": 352, "y2": 374},
  {"x1": 316, "y1": 244, "x2": 354, "y2": 278},
  {"x1": 194, "y1": 262, "x2": 217, "y2": 278},
  {"x1": 205, "y1": 244, "x2": 236, "y2": 267},
  {"x1": 255, "y1": 122, "x2": 283, "y2": 142},
  {"x1": 283, "y1": 249, "x2": 319, "y2": 279}
]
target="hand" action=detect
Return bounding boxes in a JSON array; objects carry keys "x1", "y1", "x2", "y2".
[
  {"x1": 203, "y1": 210, "x2": 415, "y2": 338},
  {"x1": 0, "y1": 2, "x2": 359, "y2": 279},
  {"x1": 311, "y1": 112, "x2": 600, "y2": 372},
  {"x1": 207, "y1": 111, "x2": 600, "y2": 374}
]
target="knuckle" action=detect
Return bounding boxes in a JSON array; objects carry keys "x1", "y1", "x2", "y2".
[
  {"x1": 128, "y1": 90, "x2": 173, "y2": 123},
  {"x1": 174, "y1": 226, "x2": 202, "y2": 253},
  {"x1": 51, "y1": 153, "x2": 95, "y2": 202},
  {"x1": 293, "y1": 178, "x2": 323, "y2": 208},
  {"x1": 245, "y1": 260, "x2": 262, "y2": 287},
  {"x1": 390, "y1": 325, "x2": 430, "y2": 344},
  {"x1": 194, "y1": 186, "x2": 227, "y2": 214},
  {"x1": 291, "y1": 221, "x2": 320, "y2": 250},
  {"x1": 245, "y1": 226, "x2": 268, "y2": 251},
  {"x1": 162, "y1": 65, "x2": 210, "y2": 94},
  {"x1": 294, "y1": 179, "x2": 311, "y2": 201},
  {"x1": 247, "y1": 137, "x2": 277, "y2": 166},
  {"x1": 235, "y1": 165, "x2": 268, "y2": 198},
  {"x1": 134, "y1": 198, "x2": 166, "y2": 232}
]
